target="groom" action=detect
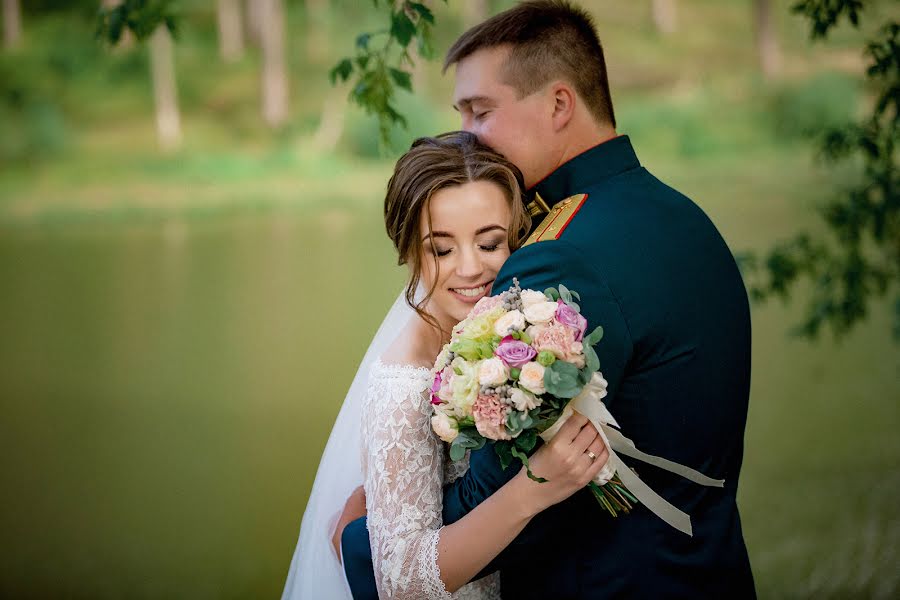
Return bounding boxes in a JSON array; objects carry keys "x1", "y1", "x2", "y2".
[{"x1": 343, "y1": 1, "x2": 755, "y2": 597}]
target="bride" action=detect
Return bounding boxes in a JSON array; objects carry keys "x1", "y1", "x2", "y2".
[{"x1": 282, "y1": 132, "x2": 609, "y2": 599}]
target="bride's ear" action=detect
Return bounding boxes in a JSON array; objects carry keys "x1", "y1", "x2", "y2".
[{"x1": 550, "y1": 82, "x2": 576, "y2": 132}]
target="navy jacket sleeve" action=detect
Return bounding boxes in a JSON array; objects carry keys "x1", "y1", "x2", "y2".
[
  {"x1": 341, "y1": 516, "x2": 379, "y2": 600},
  {"x1": 442, "y1": 239, "x2": 633, "y2": 576}
]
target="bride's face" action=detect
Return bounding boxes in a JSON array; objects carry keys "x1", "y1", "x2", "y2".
[{"x1": 419, "y1": 180, "x2": 512, "y2": 327}]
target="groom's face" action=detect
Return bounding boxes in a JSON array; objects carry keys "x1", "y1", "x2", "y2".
[{"x1": 453, "y1": 47, "x2": 555, "y2": 188}]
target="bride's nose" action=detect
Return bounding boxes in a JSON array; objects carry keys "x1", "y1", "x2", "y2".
[{"x1": 455, "y1": 246, "x2": 484, "y2": 279}]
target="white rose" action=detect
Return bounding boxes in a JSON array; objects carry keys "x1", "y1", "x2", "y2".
[
  {"x1": 478, "y1": 357, "x2": 510, "y2": 387},
  {"x1": 431, "y1": 411, "x2": 459, "y2": 443},
  {"x1": 520, "y1": 289, "x2": 549, "y2": 309},
  {"x1": 523, "y1": 301, "x2": 558, "y2": 325},
  {"x1": 493, "y1": 310, "x2": 525, "y2": 337},
  {"x1": 510, "y1": 386, "x2": 541, "y2": 412},
  {"x1": 518, "y1": 361, "x2": 546, "y2": 395}
]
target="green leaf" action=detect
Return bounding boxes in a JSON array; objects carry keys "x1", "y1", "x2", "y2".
[
  {"x1": 390, "y1": 10, "x2": 416, "y2": 47},
  {"x1": 511, "y1": 446, "x2": 547, "y2": 483},
  {"x1": 559, "y1": 283, "x2": 573, "y2": 303},
  {"x1": 495, "y1": 441, "x2": 514, "y2": 470},
  {"x1": 544, "y1": 287, "x2": 560, "y2": 301},
  {"x1": 515, "y1": 429, "x2": 538, "y2": 453},
  {"x1": 570, "y1": 290, "x2": 581, "y2": 301},
  {"x1": 585, "y1": 325, "x2": 605, "y2": 346},
  {"x1": 544, "y1": 360, "x2": 583, "y2": 398},
  {"x1": 389, "y1": 68, "x2": 412, "y2": 92},
  {"x1": 329, "y1": 58, "x2": 354, "y2": 84},
  {"x1": 449, "y1": 437, "x2": 467, "y2": 461},
  {"x1": 408, "y1": 2, "x2": 435, "y2": 24},
  {"x1": 584, "y1": 342, "x2": 600, "y2": 372}
]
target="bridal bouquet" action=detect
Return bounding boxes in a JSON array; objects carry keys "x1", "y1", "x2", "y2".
[{"x1": 429, "y1": 279, "x2": 637, "y2": 517}]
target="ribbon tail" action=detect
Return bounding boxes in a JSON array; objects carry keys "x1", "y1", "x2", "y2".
[
  {"x1": 604, "y1": 427, "x2": 725, "y2": 488},
  {"x1": 610, "y1": 453, "x2": 693, "y2": 537}
]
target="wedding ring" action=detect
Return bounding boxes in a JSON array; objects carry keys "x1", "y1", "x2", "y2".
[{"x1": 587, "y1": 450, "x2": 597, "y2": 461}]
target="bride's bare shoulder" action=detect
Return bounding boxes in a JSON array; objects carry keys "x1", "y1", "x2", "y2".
[{"x1": 380, "y1": 315, "x2": 437, "y2": 370}]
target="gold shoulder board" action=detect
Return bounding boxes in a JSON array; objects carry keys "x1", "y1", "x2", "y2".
[{"x1": 522, "y1": 193, "x2": 588, "y2": 247}]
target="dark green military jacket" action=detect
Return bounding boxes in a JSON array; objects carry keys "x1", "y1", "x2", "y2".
[{"x1": 442, "y1": 135, "x2": 755, "y2": 598}]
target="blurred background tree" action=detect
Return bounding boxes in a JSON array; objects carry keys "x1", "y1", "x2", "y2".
[{"x1": 742, "y1": 0, "x2": 898, "y2": 341}]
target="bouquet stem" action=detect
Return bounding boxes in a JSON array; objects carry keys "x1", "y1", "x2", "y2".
[{"x1": 588, "y1": 474, "x2": 637, "y2": 517}]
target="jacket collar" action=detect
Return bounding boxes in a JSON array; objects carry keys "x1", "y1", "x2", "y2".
[{"x1": 530, "y1": 135, "x2": 640, "y2": 209}]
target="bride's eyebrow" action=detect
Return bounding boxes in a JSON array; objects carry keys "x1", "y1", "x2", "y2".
[
  {"x1": 476, "y1": 225, "x2": 507, "y2": 235},
  {"x1": 422, "y1": 231, "x2": 453, "y2": 242}
]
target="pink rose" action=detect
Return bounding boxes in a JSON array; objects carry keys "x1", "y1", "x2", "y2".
[
  {"x1": 556, "y1": 300, "x2": 588, "y2": 341},
  {"x1": 472, "y1": 394, "x2": 512, "y2": 440},
  {"x1": 494, "y1": 336, "x2": 537, "y2": 368}
]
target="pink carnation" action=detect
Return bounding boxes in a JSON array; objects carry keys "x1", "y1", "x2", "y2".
[
  {"x1": 472, "y1": 394, "x2": 511, "y2": 440},
  {"x1": 470, "y1": 295, "x2": 502, "y2": 317},
  {"x1": 532, "y1": 322, "x2": 580, "y2": 362}
]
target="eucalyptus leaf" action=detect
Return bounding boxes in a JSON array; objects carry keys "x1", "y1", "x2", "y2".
[{"x1": 495, "y1": 441, "x2": 514, "y2": 470}]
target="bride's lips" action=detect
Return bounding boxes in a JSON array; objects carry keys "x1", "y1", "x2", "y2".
[{"x1": 448, "y1": 280, "x2": 494, "y2": 304}]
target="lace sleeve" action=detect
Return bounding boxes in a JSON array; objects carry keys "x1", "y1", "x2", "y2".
[{"x1": 361, "y1": 364, "x2": 452, "y2": 600}]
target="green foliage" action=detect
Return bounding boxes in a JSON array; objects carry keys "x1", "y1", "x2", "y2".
[
  {"x1": 330, "y1": 1, "x2": 445, "y2": 150},
  {"x1": 96, "y1": 0, "x2": 178, "y2": 45},
  {"x1": 743, "y1": 3, "x2": 899, "y2": 341},
  {"x1": 792, "y1": 0, "x2": 863, "y2": 39},
  {"x1": 772, "y1": 72, "x2": 860, "y2": 139},
  {"x1": 543, "y1": 360, "x2": 582, "y2": 399},
  {"x1": 449, "y1": 426, "x2": 485, "y2": 461}
]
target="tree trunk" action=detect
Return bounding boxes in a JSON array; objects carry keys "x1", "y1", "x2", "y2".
[
  {"x1": 246, "y1": 0, "x2": 264, "y2": 47},
  {"x1": 462, "y1": 0, "x2": 489, "y2": 28},
  {"x1": 259, "y1": 0, "x2": 289, "y2": 128},
  {"x1": 217, "y1": 0, "x2": 244, "y2": 62},
  {"x1": 305, "y1": 0, "x2": 329, "y2": 63},
  {"x1": 651, "y1": 0, "x2": 677, "y2": 35},
  {"x1": 754, "y1": 0, "x2": 781, "y2": 80},
  {"x1": 149, "y1": 26, "x2": 182, "y2": 150},
  {"x1": 3, "y1": 0, "x2": 22, "y2": 49},
  {"x1": 312, "y1": 90, "x2": 345, "y2": 152}
]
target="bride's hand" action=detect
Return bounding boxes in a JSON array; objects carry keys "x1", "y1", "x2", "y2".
[
  {"x1": 331, "y1": 485, "x2": 367, "y2": 563},
  {"x1": 516, "y1": 413, "x2": 609, "y2": 515}
]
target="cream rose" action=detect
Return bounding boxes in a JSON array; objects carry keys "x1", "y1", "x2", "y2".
[
  {"x1": 478, "y1": 357, "x2": 509, "y2": 387},
  {"x1": 493, "y1": 309, "x2": 525, "y2": 337},
  {"x1": 523, "y1": 301, "x2": 558, "y2": 325},
  {"x1": 509, "y1": 387, "x2": 541, "y2": 412},
  {"x1": 431, "y1": 411, "x2": 459, "y2": 443},
  {"x1": 518, "y1": 361, "x2": 546, "y2": 395},
  {"x1": 520, "y1": 289, "x2": 548, "y2": 309}
]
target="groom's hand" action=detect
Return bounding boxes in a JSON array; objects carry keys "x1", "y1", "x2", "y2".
[{"x1": 332, "y1": 486, "x2": 367, "y2": 563}]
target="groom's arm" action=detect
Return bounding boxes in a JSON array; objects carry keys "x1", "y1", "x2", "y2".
[{"x1": 442, "y1": 239, "x2": 633, "y2": 575}]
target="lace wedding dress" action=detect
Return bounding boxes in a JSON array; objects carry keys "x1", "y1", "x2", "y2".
[{"x1": 362, "y1": 359, "x2": 501, "y2": 600}]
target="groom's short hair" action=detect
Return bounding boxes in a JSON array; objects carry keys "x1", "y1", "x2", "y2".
[{"x1": 444, "y1": 0, "x2": 616, "y2": 127}]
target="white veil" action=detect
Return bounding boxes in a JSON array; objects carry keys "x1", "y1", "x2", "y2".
[{"x1": 281, "y1": 290, "x2": 414, "y2": 600}]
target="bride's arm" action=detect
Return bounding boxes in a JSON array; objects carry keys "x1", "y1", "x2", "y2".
[
  {"x1": 434, "y1": 413, "x2": 607, "y2": 592},
  {"x1": 364, "y1": 372, "x2": 608, "y2": 598}
]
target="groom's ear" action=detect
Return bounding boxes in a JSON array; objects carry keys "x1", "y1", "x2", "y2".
[{"x1": 550, "y1": 82, "x2": 577, "y2": 132}]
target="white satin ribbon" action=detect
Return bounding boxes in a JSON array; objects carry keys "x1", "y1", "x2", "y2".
[{"x1": 539, "y1": 373, "x2": 724, "y2": 537}]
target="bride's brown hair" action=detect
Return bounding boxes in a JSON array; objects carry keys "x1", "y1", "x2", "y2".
[{"x1": 384, "y1": 131, "x2": 531, "y2": 331}]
